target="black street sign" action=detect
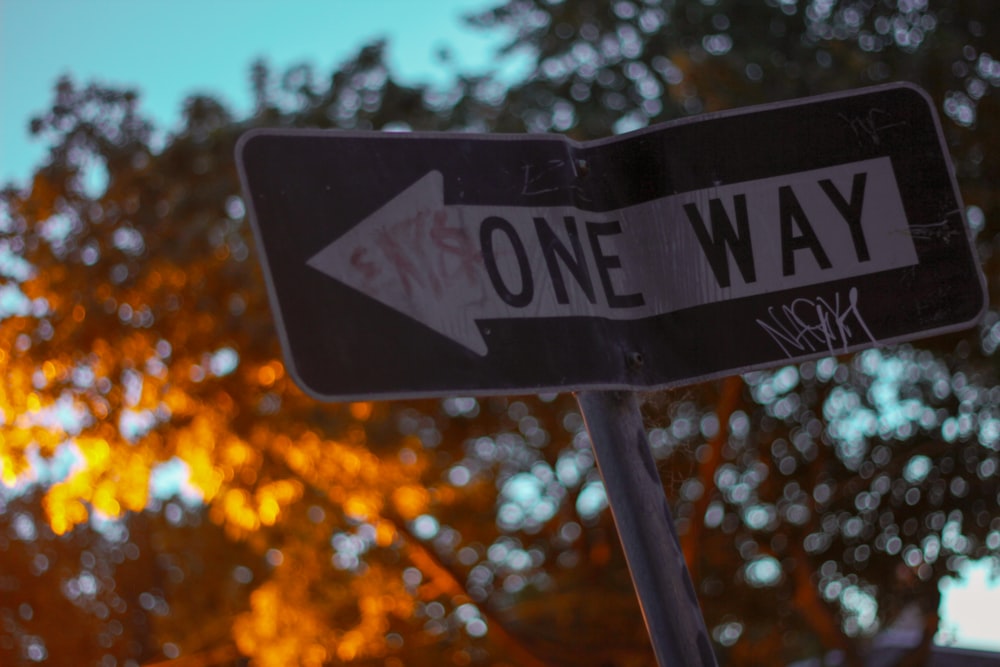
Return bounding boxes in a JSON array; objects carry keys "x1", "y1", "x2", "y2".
[{"x1": 237, "y1": 83, "x2": 986, "y2": 401}]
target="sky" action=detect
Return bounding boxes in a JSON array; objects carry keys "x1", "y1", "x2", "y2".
[
  {"x1": 0, "y1": 0, "x2": 527, "y2": 185},
  {"x1": 1, "y1": 0, "x2": 1000, "y2": 655}
]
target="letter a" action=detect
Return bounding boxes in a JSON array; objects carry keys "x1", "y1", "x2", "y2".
[{"x1": 779, "y1": 185, "x2": 831, "y2": 276}]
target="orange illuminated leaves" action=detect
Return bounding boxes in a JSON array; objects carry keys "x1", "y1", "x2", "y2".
[
  {"x1": 171, "y1": 415, "x2": 226, "y2": 502},
  {"x1": 161, "y1": 385, "x2": 193, "y2": 415},
  {"x1": 260, "y1": 420, "x2": 434, "y2": 530},
  {"x1": 392, "y1": 485, "x2": 430, "y2": 521},
  {"x1": 77, "y1": 435, "x2": 111, "y2": 467},
  {"x1": 234, "y1": 561, "x2": 413, "y2": 667},
  {"x1": 214, "y1": 488, "x2": 260, "y2": 535},
  {"x1": 42, "y1": 438, "x2": 152, "y2": 534},
  {"x1": 42, "y1": 483, "x2": 89, "y2": 535},
  {"x1": 254, "y1": 360, "x2": 284, "y2": 388},
  {"x1": 235, "y1": 582, "x2": 323, "y2": 666},
  {"x1": 344, "y1": 566, "x2": 415, "y2": 656},
  {"x1": 256, "y1": 479, "x2": 303, "y2": 527},
  {"x1": 374, "y1": 519, "x2": 396, "y2": 547},
  {"x1": 342, "y1": 494, "x2": 379, "y2": 522},
  {"x1": 349, "y1": 401, "x2": 374, "y2": 421}
]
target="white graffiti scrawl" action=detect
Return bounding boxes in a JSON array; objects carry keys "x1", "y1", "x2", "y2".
[{"x1": 756, "y1": 287, "x2": 876, "y2": 358}]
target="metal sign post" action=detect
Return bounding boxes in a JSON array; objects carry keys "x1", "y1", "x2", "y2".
[{"x1": 577, "y1": 390, "x2": 718, "y2": 667}]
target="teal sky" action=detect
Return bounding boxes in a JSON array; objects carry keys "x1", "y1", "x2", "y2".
[
  {"x1": 0, "y1": 0, "x2": 526, "y2": 185},
  {"x1": 1, "y1": 0, "x2": 999, "y2": 655}
]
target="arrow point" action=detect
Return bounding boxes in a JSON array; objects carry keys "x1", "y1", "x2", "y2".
[
  {"x1": 307, "y1": 170, "x2": 445, "y2": 274},
  {"x1": 440, "y1": 321, "x2": 489, "y2": 357},
  {"x1": 307, "y1": 171, "x2": 492, "y2": 356}
]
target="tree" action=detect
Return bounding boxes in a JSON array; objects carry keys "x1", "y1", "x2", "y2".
[{"x1": 1, "y1": 1, "x2": 999, "y2": 665}]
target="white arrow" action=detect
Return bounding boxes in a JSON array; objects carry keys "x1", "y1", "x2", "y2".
[{"x1": 308, "y1": 158, "x2": 917, "y2": 356}]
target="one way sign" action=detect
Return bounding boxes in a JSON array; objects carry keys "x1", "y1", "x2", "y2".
[{"x1": 237, "y1": 83, "x2": 985, "y2": 401}]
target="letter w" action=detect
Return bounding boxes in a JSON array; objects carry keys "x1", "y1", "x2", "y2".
[{"x1": 683, "y1": 195, "x2": 756, "y2": 288}]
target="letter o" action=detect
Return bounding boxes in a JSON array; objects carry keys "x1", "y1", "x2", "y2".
[{"x1": 480, "y1": 216, "x2": 533, "y2": 308}]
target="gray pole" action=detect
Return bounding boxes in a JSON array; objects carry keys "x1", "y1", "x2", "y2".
[{"x1": 576, "y1": 390, "x2": 718, "y2": 667}]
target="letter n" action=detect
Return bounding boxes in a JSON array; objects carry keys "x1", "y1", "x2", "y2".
[{"x1": 534, "y1": 215, "x2": 595, "y2": 304}]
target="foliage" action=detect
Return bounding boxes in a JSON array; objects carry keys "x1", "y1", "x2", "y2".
[{"x1": 1, "y1": 1, "x2": 999, "y2": 665}]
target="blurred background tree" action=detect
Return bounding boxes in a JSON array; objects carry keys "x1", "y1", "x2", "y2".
[{"x1": 1, "y1": 1, "x2": 998, "y2": 665}]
